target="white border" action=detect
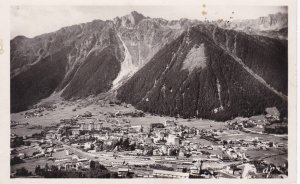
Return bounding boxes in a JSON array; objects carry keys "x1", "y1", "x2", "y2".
[{"x1": 0, "y1": 0, "x2": 297, "y2": 184}]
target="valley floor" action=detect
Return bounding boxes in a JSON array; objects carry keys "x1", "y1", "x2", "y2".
[{"x1": 10, "y1": 97, "x2": 288, "y2": 179}]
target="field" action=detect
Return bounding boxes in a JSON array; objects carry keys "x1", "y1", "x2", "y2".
[
  {"x1": 245, "y1": 148, "x2": 287, "y2": 166},
  {"x1": 217, "y1": 130, "x2": 287, "y2": 144},
  {"x1": 11, "y1": 98, "x2": 225, "y2": 136},
  {"x1": 11, "y1": 157, "x2": 54, "y2": 173},
  {"x1": 11, "y1": 127, "x2": 42, "y2": 136}
]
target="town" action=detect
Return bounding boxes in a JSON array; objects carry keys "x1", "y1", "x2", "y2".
[{"x1": 10, "y1": 101, "x2": 288, "y2": 179}]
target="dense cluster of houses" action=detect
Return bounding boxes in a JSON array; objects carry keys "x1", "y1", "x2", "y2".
[{"x1": 11, "y1": 107, "x2": 288, "y2": 178}]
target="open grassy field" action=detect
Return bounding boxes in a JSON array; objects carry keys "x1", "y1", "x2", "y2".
[
  {"x1": 11, "y1": 99, "x2": 226, "y2": 136},
  {"x1": 11, "y1": 127, "x2": 42, "y2": 136},
  {"x1": 11, "y1": 157, "x2": 55, "y2": 173},
  {"x1": 217, "y1": 130, "x2": 287, "y2": 144},
  {"x1": 245, "y1": 148, "x2": 287, "y2": 166}
]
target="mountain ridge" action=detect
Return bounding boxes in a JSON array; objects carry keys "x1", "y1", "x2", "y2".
[
  {"x1": 11, "y1": 11, "x2": 288, "y2": 120},
  {"x1": 116, "y1": 24, "x2": 287, "y2": 120}
]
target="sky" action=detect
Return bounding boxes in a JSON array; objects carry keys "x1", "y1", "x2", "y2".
[{"x1": 10, "y1": 6, "x2": 287, "y2": 39}]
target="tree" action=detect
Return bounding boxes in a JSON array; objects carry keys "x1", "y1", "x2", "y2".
[
  {"x1": 126, "y1": 171, "x2": 133, "y2": 178},
  {"x1": 121, "y1": 138, "x2": 130, "y2": 150},
  {"x1": 110, "y1": 172, "x2": 118, "y2": 178},
  {"x1": 45, "y1": 163, "x2": 49, "y2": 171},
  {"x1": 11, "y1": 156, "x2": 24, "y2": 165},
  {"x1": 35, "y1": 165, "x2": 46, "y2": 176},
  {"x1": 15, "y1": 167, "x2": 31, "y2": 177},
  {"x1": 11, "y1": 136, "x2": 25, "y2": 148},
  {"x1": 51, "y1": 165, "x2": 59, "y2": 172},
  {"x1": 169, "y1": 149, "x2": 178, "y2": 156},
  {"x1": 268, "y1": 142, "x2": 273, "y2": 147},
  {"x1": 90, "y1": 143, "x2": 95, "y2": 150},
  {"x1": 90, "y1": 160, "x2": 96, "y2": 170}
]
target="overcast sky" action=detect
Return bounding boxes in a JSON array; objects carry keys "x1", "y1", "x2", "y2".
[{"x1": 10, "y1": 6, "x2": 287, "y2": 39}]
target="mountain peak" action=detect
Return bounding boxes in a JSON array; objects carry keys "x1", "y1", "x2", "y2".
[
  {"x1": 130, "y1": 11, "x2": 144, "y2": 17},
  {"x1": 114, "y1": 10, "x2": 146, "y2": 27},
  {"x1": 126, "y1": 10, "x2": 146, "y2": 25}
]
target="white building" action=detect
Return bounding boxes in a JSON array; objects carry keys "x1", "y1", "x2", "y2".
[
  {"x1": 80, "y1": 122, "x2": 103, "y2": 131},
  {"x1": 84, "y1": 142, "x2": 93, "y2": 150},
  {"x1": 153, "y1": 169, "x2": 189, "y2": 178},
  {"x1": 167, "y1": 134, "x2": 180, "y2": 146},
  {"x1": 131, "y1": 125, "x2": 143, "y2": 132},
  {"x1": 165, "y1": 120, "x2": 177, "y2": 127}
]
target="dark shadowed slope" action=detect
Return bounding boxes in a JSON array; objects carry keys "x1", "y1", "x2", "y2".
[
  {"x1": 117, "y1": 25, "x2": 287, "y2": 120},
  {"x1": 11, "y1": 48, "x2": 70, "y2": 112},
  {"x1": 61, "y1": 45, "x2": 121, "y2": 99}
]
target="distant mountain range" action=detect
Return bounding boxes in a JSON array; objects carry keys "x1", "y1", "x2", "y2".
[
  {"x1": 216, "y1": 12, "x2": 288, "y2": 40},
  {"x1": 11, "y1": 11, "x2": 288, "y2": 120}
]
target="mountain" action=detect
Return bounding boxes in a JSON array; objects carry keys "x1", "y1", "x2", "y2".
[
  {"x1": 216, "y1": 13, "x2": 288, "y2": 39},
  {"x1": 11, "y1": 11, "x2": 288, "y2": 120},
  {"x1": 10, "y1": 11, "x2": 187, "y2": 112},
  {"x1": 117, "y1": 24, "x2": 287, "y2": 120},
  {"x1": 11, "y1": 19, "x2": 123, "y2": 112}
]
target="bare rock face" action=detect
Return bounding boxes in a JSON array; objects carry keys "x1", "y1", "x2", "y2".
[
  {"x1": 11, "y1": 11, "x2": 288, "y2": 120},
  {"x1": 113, "y1": 11, "x2": 146, "y2": 27},
  {"x1": 216, "y1": 13, "x2": 288, "y2": 39},
  {"x1": 114, "y1": 12, "x2": 187, "y2": 67}
]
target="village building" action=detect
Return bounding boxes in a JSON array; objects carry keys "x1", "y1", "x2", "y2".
[
  {"x1": 152, "y1": 169, "x2": 190, "y2": 178},
  {"x1": 79, "y1": 121, "x2": 103, "y2": 131},
  {"x1": 117, "y1": 168, "x2": 130, "y2": 177},
  {"x1": 165, "y1": 120, "x2": 177, "y2": 127}
]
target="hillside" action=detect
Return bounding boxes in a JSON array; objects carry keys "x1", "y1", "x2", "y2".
[
  {"x1": 11, "y1": 12, "x2": 288, "y2": 120},
  {"x1": 216, "y1": 13, "x2": 288, "y2": 39},
  {"x1": 10, "y1": 12, "x2": 186, "y2": 112},
  {"x1": 117, "y1": 24, "x2": 287, "y2": 120}
]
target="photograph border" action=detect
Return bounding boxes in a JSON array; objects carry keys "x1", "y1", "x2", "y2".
[{"x1": 0, "y1": 0, "x2": 297, "y2": 183}]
